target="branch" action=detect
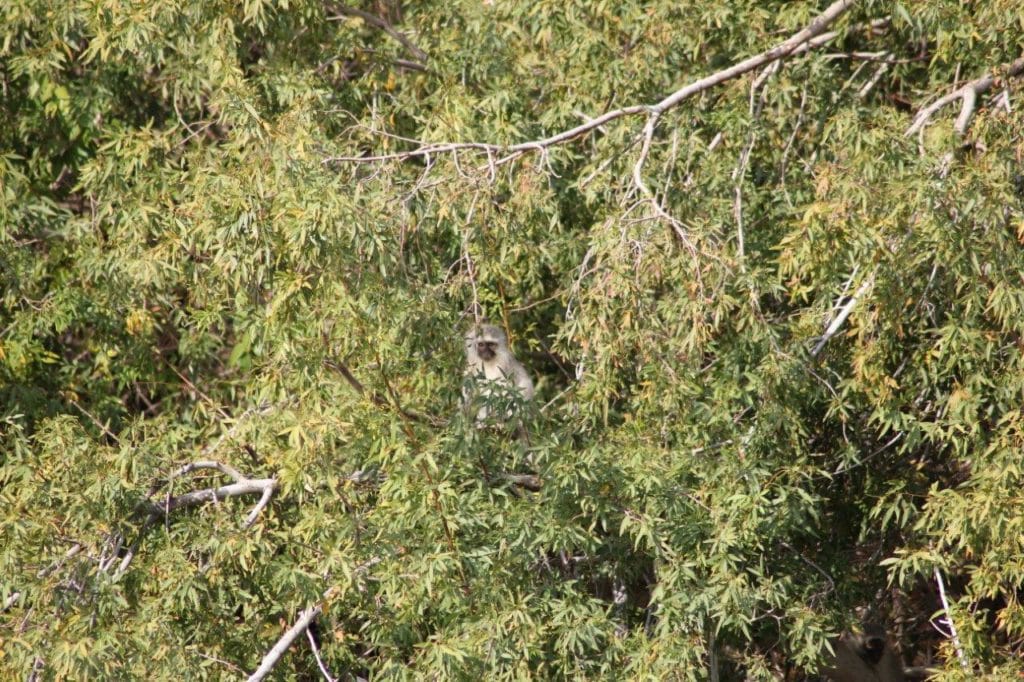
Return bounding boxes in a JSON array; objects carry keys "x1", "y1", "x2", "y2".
[
  {"x1": 307, "y1": 627, "x2": 337, "y2": 682},
  {"x1": 148, "y1": 476, "x2": 279, "y2": 522},
  {"x1": 248, "y1": 604, "x2": 323, "y2": 682},
  {"x1": 1, "y1": 591, "x2": 20, "y2": 612},
  {"x1": 327, "y1": 3, "x2": 427, "y2": 64},
  {"x1": 324, "y1": 0, "x2": 858, "y2": 166},
  {"x1": 933, "y1": 567, "x2": 970, "y2": 671},
  {"x1": 906, "y1": 56, "x2": 1024, "y2": 137},
  {"x1": 811, "y1": 273, "x2": 875, "y2": 358},
  {"x1": 323, "y1": 357, "x2": 435, "y2": 424}
]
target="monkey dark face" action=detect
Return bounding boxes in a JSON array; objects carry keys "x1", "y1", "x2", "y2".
[{"x1": 476, "y1": 340, "x2": 498, "y2": 361}]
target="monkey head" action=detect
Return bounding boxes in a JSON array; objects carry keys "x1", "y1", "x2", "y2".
[
  {"x1": 465, "y1": 324, "x2": 507, "y2": 365},
  {"x1": 823, "y1": 623, "x2": 904, "y2": 682}
]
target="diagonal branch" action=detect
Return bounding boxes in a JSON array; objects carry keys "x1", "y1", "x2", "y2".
[
  {"x1": 248, "y1": 604, "x2": 324, "y2": 682},
  {"x1": 811, "y1": 273, "x2": 875, "y2": 358},
  {"x1": 324, "y1": 0, "x2": 858, "y2": 167},
  {"x1": 327, "y1": 3, "x2": 427, "y2": 64}
]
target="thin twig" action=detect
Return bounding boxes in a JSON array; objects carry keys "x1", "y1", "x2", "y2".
[
  {"x1": 307, "y1": 627, "x2": 337, "y2": 682},
  {"x1": 323, "y1": 358, "x2": 432, "y2": 424}
]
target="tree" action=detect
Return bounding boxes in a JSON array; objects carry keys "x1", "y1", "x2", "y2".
[{"x1": 2, "y1": 0, "x2": 1023, "y2": 678}]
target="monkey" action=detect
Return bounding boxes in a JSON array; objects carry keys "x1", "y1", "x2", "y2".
[
  {"x1": 462, "y1": 323, "x2": 534, "y2": 425},
  {"x1": 822, "y1": 623, "x2": 904, "y2": 682}
]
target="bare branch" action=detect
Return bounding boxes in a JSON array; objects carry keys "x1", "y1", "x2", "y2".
[
  {"x1": 248, "y1": 604, "x2": 323, "y2": 682},
  {"x1": 2, "y1": 591, "x2": 20, "y2": 612},
  {"x1": 37, "y1": 544, "x2": 83, "y2": 578},
  {"x1": 307, "y1": 627, "x2": 337, "y2": 682},
  {"x1": 324, "y1": 0, "x2": 857, "y2": 167},
  {"x1": 906, "y1": 56, "x2": 1024, "y2": 137},
  {"x1": 811, "y1": 274, "x2": 875, "y2": 358},
  {"x1": 148, "y1": 477, "x2": 278, "y2": 519},
  {"x1": 170, "y1": 460, "x2": 245, "y2": 484},
  {"x1": 243, "y1": 483, "x2": 277, "y2": 529},
  {"x1": 857, "y1": 53, "x2": 892, "y2": 99},
  {"x1": 934, "y1": 567, "x2": 970, "y2": 671}
]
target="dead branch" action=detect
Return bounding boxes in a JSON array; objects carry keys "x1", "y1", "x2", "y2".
[
  {"x1": 248, "y1": 604, "x2": 323, "y2": 682},
  {"x1": 146, "y1": 472, "x2": 279, "y2": 530},
  {"x1": 323, "y1": 0, "x2": 858, "y2": 168},
  {"x1": 2, "y1": 591, "x2": 20, "y2": 612},
  {"x1": 933, "y1": 567, "x2": 970, "y2": 671},
  {"x1": 307, "y1": 627, "x2": 337, "y2": 682},
  {"x1": 906, "y1": 56, "x2": 1024, "y2": 137},
  {"x1": 811, "y1": 273, "x2": 875, "y2": 358}
]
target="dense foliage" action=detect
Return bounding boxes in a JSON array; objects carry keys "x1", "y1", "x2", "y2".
[{"x1": 2, "y1": 0, "x2": 1023, "y2": 678}]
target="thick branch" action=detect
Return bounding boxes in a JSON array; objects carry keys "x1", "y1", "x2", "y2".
[
  {"x1": 324, "y1": 0, "x2": 857, "y2": 166},
  {"x1": 248, "y1": 604, "x2": 323, "y2": 682},
  {"x1": 906, "y1": 56, "x2": 1024, "y2": 136},
  {"x1": 149, "y1": 477, "x2": 278, "y2": 520}
]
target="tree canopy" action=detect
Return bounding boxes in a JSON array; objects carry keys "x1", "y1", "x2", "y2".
[{"x1": 2, "y1": 0, "x2": 1024, "y2": 679}]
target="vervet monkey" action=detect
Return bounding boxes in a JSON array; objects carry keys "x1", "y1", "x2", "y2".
[
  {"x1": 463, "y1": 323, "x2": 534, "y2": 424},
  {"x1": 823, "y1": 624, "x2": 904, "y2": 682}
]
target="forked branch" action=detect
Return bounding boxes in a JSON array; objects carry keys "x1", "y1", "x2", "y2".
[{"x1": 906, "y1": 56, "x2": 1024, "y2": 137}]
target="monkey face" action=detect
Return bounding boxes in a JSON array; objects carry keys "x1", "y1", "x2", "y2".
[
  {"x1": 476, "y1": 340, "x2": 498, "y2": 361},
  {"x1": 858, "y1": 629, "x2": 886, "y2": 664},
  {"x1": 466, "y1": 324, "x2": 507, "y2": 364}
]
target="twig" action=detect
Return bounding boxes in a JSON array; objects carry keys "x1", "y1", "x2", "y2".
[
  {"x1": 68, "y1": 399, "x2": 119, "y2": 442},
  {"x1": 933, "y1": 567, "x2": 970, "y2": 670},
  {"x1": 324, "y1": 0, "x2": 858, "y2": 166},
  {"x1": 906, "y1": 56, "x2": 1024, "y2": 137},
  {"x1": 323, "y1": 358, "x2": 432, "y2": 424},
  {"x1": 194, "y1": 650, "x2": 246, "y2": 675},
  {"x1": 248, "y1": 604, "x2": 323, "y2": 682},
  {"x1": 857, "y1": 53, "x2": 892, "y2": 99},
  {"x1": 733, "y1": 61, "x2": 779, "y2": 260}
]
